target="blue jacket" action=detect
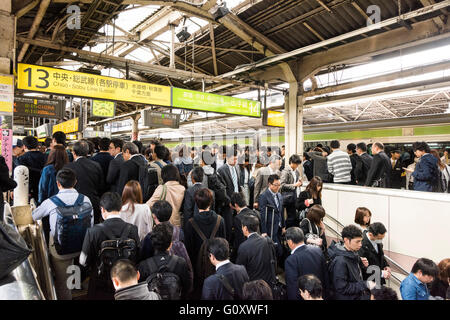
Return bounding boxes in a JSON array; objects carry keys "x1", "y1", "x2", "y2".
[
  {"x1": 412, "y1": 153, "x2": 438, "y2": 192},
  {"x1": 38, "y1": 164, "x2": 59, "y2": 205},
  {"x1": 285, "y1": 244, "x2": 329, "y2": 300},
  {"x1": 400, "y1": 273, "x2": 430, "y2": 300},
  {"x1": 259, "y1": 188, "x2": 285, "y2": 245}
]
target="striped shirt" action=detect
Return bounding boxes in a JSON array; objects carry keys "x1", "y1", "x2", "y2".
[{"x1": 327, "y1": 149, "x2": 352, "y2": 183}]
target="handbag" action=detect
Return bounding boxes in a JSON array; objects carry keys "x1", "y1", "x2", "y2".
[
  {"x1": 0, "y1": 221, "x2": 32, "y2": 279},
  {"x1": 303, "y1": 218, "x2": 321, "y2": 246}
]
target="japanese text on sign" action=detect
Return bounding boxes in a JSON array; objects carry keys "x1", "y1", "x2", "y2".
[
  {"x1": 17, "y1": 64, "x2": 171, "y2": 107},
  {"x1": 172, "y1": 88, "x2": 261, "y2": 118},
  {"x1": 53, "y1": 117, "x2": 80, "y2": 134},
  {"x1": 14, "y1": 96, "x2": 64, "y2": 118},
  {"x1": 1, "y1": 129, "x2": 13, "y2": 171},
  {"x1": 264, "y1": 110, "x2": 285, "y2": 128}
]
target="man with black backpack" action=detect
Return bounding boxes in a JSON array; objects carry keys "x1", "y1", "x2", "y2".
[
  {"x1": 230, "y1": 192, "x2": 261, "y2": 261},
  {"x1": 138, "y1": 223, "x2": 192, "y2": 300},
  {"x1": 202, "y1": 237, "x2": 249, "y2": 300},
  {"x1": 32, "y1": 168, "x2": 93, "y2": 300},
  {"x1": 185, "y1": 188, "x2": 226, "y2": 299},
  {"x1": 140, "y1": 200, "x2": 193, "y2": 285},
  {"x1": 79, "y1": 192, "x2": 140, "y2": 300}
]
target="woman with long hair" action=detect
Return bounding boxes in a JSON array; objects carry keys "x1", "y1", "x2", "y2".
[
  {"x1": 120, "y1": 180, "x2": 153, "y2": 240},
  {"x1": 296, "y1": 176, "x2": 323, "y2": 220},
  {"x1": 147, "y1": 165, "x2": 185, "y2": 227},
  {"x1": 38, "y1": 145, "x2": 69, "y2": 204}
]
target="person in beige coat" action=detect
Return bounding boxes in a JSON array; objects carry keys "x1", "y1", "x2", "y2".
[{"x1": 147, "y1": 164, "x2": 185, "y2": 227}]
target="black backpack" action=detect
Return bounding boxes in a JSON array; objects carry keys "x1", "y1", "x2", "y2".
[
  {"x1": 189, "y1": 215, "x2": 222, "y2": 285},
  {"x1": 49, "y1": 194, "x2": 92, "y2": 255},
  {"x1": 97, "y1": 224, "x2": 137, "y2": 279},
  {"x1": 145, "y1": 255, "x2": 182, "y2": 300},
  {"x1": 138, "y1": 163, "x2": 159, "y2": 202}
]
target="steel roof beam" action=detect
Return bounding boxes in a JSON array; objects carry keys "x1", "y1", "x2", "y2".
[
  {"x1": 17, "y1": 36, "x2": 267, "y2": 89},
  {"x1": 220, "y1": 0, "x2": 450, "y2": 79}
]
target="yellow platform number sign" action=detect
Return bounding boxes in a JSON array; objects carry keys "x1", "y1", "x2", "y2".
[{"x1": 17, "y1": 64, "x2": 172, "y2": 107}]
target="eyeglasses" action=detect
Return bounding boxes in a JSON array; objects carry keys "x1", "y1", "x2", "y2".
[{"x1": 271, "y1": 183, "x2": 281, "y2": 187}]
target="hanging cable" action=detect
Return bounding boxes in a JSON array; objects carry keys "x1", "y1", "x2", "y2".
[{"x1": 192, "y1": 34, "x2": 195, "y2": 74}]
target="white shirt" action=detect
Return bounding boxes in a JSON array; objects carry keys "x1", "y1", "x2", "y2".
[
  {"x1": 216, "y1": 259, "x2": 231, "y2": 271},
  {"x1": 120, "y1": 203, "x2": 153, "y2": 241},
  {"x1": 115, "y1": 152, "x2": 122, "y2": 159},
  {"x1": 247, "y1": 232, "x2": 258, "y2": 238},
  {"x1": 291, "y1": 243, "x2": 305, "y2": 255},
  {"x1": 104, "y1": 213, "x2": 121, "y2": 220}
]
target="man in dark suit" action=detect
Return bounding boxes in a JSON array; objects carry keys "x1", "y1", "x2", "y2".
[
  {"x1": 138, "y1": 223, "x2": 192, "y2": 299},
  {"x1": 358, "y1": 222, "x2": 391, "y2": 286},
  {"x1": 91, "y1": 137, "x2": 113, "y2": 183},
  {"x1": 389, "y1": 150, "x2": 404, "y2": 189},
  {"x1": 106, "y1": 138, "x2": 124, "y2": 192},
  {"x1": 117, "y1": 142, "x2": 148, "y2": 196},
  {"x1": 64, "y1": 140, "x2": 105, "y2": 224},
  {"x1": 202, "y1": 237, "x2": 249, "y2": 300},
  {"x1": 79, "y1": 192, "x2": 140, "y2": 300},
  {"x1": 18, "y1": 136, "x2": 46, "y2": 202},
  {"x1": 230, "y1": 192, "x2": 261, "y2": 260},
  {"x1": 236, "y1": 215, "x2": 273, "y2": 285},
  {"x1": 284, "y1": 227, "x2": 329, "y2": 300},
  {"x1": 259, "y1": 174, "x2": 285, "y2": 259},
  {"x1": 217, "y1": 147, "x2": 242, "y2": 242},
  {"x1": 355, "y1": 142, "x2": 373, "y2": 186},
  {"x1": 365, "y1": 142, "x2": 391, "y2": 188},
  {"x1": 253, "y1": 154, "x2": 282, "y2": 209},
  {"x1": 183, "y1": 166, "x2": 206, "y2": 229}
]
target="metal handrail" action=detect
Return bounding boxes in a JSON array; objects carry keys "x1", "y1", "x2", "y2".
[
  {"x1": 384, "y1": 256, "x2": 410, "y2": 276},
  {"x1": 323, "y1": 220, "x2": 410, "y2": 276},
  {"x1": 325, "y1": 214, "x2": 345, "y2": 228}
]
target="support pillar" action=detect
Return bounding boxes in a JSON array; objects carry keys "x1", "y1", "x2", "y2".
[
  {"x1": 297, "y1": 95, "x2": 304, "y2": 157},
  {"x1": 131, "y1": 113, "x2": 141, "y2": 141},
  {"x1": 284, "y1": 82, "x2": 300, "y2": 160}
]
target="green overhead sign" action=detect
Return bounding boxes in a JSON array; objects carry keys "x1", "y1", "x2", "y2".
[{"x1": 172, "y1": 87, "x2": 261, "y2": 118}]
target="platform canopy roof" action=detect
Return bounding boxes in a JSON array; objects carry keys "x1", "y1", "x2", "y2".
[{"x1": 13, "y1": 0, "x2": 450, "y2": 127}]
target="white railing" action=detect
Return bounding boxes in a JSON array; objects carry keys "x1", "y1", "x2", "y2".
[{"x1": 320, "y1": 183, "x2": 450, "y2": 271}]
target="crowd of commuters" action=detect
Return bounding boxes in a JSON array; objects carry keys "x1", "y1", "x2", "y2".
[
  {"x1": 1, "y1": 133, "x2": 448, "y2": 301},
  {"x1": 306, "y1": 141, "x2": 450, "y2": 192}
]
